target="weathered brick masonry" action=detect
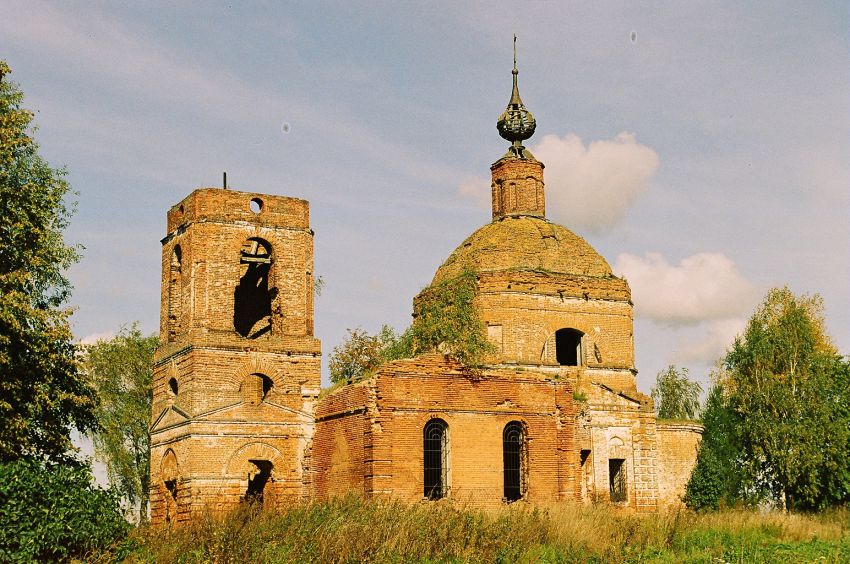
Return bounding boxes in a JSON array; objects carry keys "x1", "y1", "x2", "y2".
[
  {"x1": 149, "y1": 66, "x2": 701, "y2": 522},
  {"x1": 149, "y1": 189, "x2": 321, "y2": 524}
]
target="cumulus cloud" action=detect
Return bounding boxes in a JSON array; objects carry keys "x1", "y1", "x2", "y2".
[
  {"x1": 78, "y1": 331, "x2": 115, "y2": 345},
  {"x1": 673, "y1": 318, "x2": 747, "y2": 364},
  {"x1": 456, "y1": 133, "x2": 659, "y2": 232},
  {"x1": 457, "y1": 176, "x2": 491, "y2": 208},
  {"x1": 532, "y1": 132, "x2": 660, "y2": 233},
  {"x1": 614, "y1": 252, "x2": 758, "y2": 325}
]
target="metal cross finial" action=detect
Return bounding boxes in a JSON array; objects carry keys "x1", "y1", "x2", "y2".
[{"x1": 497, "y1": 34, "x2": 537, "y2": 159}]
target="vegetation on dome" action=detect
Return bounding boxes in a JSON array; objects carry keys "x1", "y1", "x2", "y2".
[{"x1": 328, "y1": 268, "x2": 495, "y2": 384}]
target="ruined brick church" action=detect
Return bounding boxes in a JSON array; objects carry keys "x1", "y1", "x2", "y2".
[{"x1": 149, "y1": 54, "x2": 701, "y2": 524}]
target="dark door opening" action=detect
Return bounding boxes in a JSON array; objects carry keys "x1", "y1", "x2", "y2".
[
  {"x1": 245, "y1": 460, "x2": 273, "y2": 504},
  {"x1": 164, "y1": 479, "x2": 178, "y2": 522},
  {"x1": 609, "y1": 458, "x2": 626, "y2": 502}
]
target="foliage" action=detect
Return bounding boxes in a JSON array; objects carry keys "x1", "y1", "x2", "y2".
[
  {"x1": 84, "y1": 324, "x2": 158, "y2": 522},
  {"x1": 725, "y1": 287, "x2": 849, "y2": 511},
  {"x1": 684, "y1": 386, "x2": 745, "y2": 511},
  {"x1": 651, "y1": 365, "x2": 703, "y2": 420},
  {"x1": 0, "y1": 458, "x2": 129, "y2": 562},
  {"x1": 0, "y1": 60, "x2": 96, "y2": 462},
  {"x1": 105, "y1": 496, "x2": 849, "y2": 563},
  {"x1": 330, "y1": 327, "x2": 382, "y2": 383},
  {"x1": 407, "y1": 268, "x2": 495, "y2": 367},
  {"x1": 329, "y1": 325, "x2": 413, "y2": 383},
  {"x1": 327, "y1": 269, "x2": 494, "y2": 384},
  {"x1": 687, "y1": 287, "x2": 850, "y2": 512}
]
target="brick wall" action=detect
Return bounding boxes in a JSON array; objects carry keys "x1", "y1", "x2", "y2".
[
  {"x1": 315, "y1": 355, "x2": 580, "y2": 506},
  {"x1": 656, "y1": 423, "x2": 703, "y2": 507}
]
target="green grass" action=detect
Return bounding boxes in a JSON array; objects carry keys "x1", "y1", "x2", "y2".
[{"x1": 91, "y1": 497, "x2": 849, "y2": 563}]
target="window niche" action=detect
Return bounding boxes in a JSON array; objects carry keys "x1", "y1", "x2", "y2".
[
  {"x1": 243, "y1": 373, "x2": 274, "y2": 406},
  {"x1": 555, "y1": 328, "x2": 584, "y2": 366},
  {"x1": 423, "y1": 419, "x2": 449, "y2": 499},
  {"x1": 503, "y1": 421, "x2": 527, "y2": 502},
  {"x1": 234, "y1": 238, "x2": 277, "y2": 338},
  {"x1": 167, "y1": 245, "x2": 182, "y2": 342}
]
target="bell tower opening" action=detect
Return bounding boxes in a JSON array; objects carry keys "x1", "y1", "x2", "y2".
[{"x1": 234, "y1": 238, "x2": 275, "y2": 338}]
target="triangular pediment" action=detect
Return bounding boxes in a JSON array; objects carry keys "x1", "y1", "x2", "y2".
[
  {"x1": 150, "y1": 404, "x2": 191, "y2": 432},
  {"x1": 193, "y1": 399, "x2": 312, "y2": 422}
]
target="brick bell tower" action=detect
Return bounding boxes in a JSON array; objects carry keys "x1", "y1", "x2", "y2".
[{"x1": 149, "y1": 187, "x2": 321, "y2": 524}]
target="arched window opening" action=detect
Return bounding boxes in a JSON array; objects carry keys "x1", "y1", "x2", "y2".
[
  {"x1": 609, "y1": 458, "x2": 627, "y2": 502},
  {"x1": 244, "y1": 373, "x2": 274, "y2": 406},
  {"x1": 423, "y1": 419, "x2": 449, "y2": 499},
  {"x1": 168, "y1": 377, "x2": 178, "y2": 396},
  {"x1": 167, "y1": 246, "x2": 182, "y2": 342},
  {"x1": 503, "y1": 421, "x2": 527, "y2": 502},
  {"x1": 555, "y1": 328, "x2": 583, "y2": 366},
  {"x1": 234, "y1": 238, "x2": 275, "y2": 338},
  {"x1": 261, "y1": 374, "x2": 273, "y2": 400},
  {"x1": 161, "y1": 449, "x2": 179, "y2": 523},
  {"x1": 244, "y1": 459, "x2": 273, "y2": 504}
]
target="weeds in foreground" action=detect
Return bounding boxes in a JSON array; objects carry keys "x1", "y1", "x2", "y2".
[{"x1": 94, "y1": 496, "x2": 849, "y2": 563}]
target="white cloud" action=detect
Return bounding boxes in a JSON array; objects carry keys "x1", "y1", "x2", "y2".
[
  {"x1": 457, "y1": 176, "x2": 491, "y2": 208},
  {"x1": 615, "y1": 252, "x2": 758, "y2": 325},
  {"x1": 532, "y1": 132, "x2": 660, "y2": 233},
  {"x1": 78, "y1": 331, "x2": 115, "y2": 345},
  {"x1": 673, "y1": 318, "x2": 747, "y2": 364},
  {"x1": 455, "y1": 132, "x2": 659, "y2": 231}
]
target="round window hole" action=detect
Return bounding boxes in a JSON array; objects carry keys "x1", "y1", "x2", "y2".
[
  {"x1": 168, "y1": 377, "x2": 178, "y2": 396},
  {"x1": 249, "y1": 198, "x2": 263, "y2": 214}
]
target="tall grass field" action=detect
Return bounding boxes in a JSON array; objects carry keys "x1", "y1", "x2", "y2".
[{"x1": 97, "y1": 496, "x2": 849, "y2": 563}]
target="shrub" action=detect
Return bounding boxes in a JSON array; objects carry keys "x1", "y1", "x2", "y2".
[
  {"x1": 0, "y1": 458, "x2": 129, "y2": 562},
  {"x1": 409, "y1": 268, "x2": 495, "y2": 367}
]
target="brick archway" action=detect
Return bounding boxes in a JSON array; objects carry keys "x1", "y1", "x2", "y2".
[{"x1": 224, "y1": 441, "x2": 285, "y2": 479}]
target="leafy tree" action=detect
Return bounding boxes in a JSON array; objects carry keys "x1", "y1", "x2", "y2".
[
  {"x1": 726, "y1": 287, "x2": 849, "y2": 510},
  {"x1": 0, "y1": 60, "x2": 96, "y2": 462},
  {"x1": 687, "y1": 287, "x2": 850, "y2": 511},
  {"x1": 408, "y1": 268, "x2": 494, "y2": 367},
  {"x1": 651, "y1": 365, "x2": 703, "y2": 420},
  {"x1": 329, "y1": 328, "x2": 384, "y2": 383},
  {"x1": 84, "y1": 324, "x2": 158, "y2": 522},
  {"x1": 0, "y1": 458, "x2": 129, "y2": 561},
  {"x1": 683, "y1": 385, "x2": 745, "y2": 510},
  {"x1": 329, "y1": 325, "x2": 410, "y2": 383}
]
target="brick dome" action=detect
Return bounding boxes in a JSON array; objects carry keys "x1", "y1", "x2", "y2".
[{"x1": 432, "y1": 215, "x2": 613, "y2": 285}]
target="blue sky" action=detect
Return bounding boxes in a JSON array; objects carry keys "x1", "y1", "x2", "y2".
[{"x1": 3, "y1": 1, "x2": 848, "y2": 393}]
